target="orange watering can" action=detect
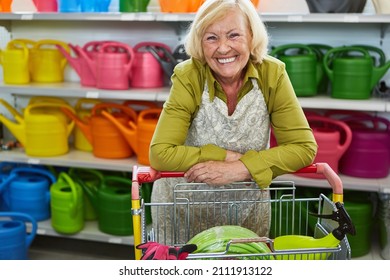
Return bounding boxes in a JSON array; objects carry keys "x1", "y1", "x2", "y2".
[
  {"x1": 62, "y1": 102, "x2": 137, "y2": 159},
  {"x1": 73, "y1": 98, "x2": 101, "y2": 152},
  {"x1": 0, "y1": 40, "x2": 30, "y2": 84},
  {"x1": 30, "y1": 39, "x2": 70, "y2": 83},
  {"x1": 102, "y1": 108, "x2": 162, "y2": 165},
  {"x1": 0, "y1": 99, "x2": 75, "y2": 157}
]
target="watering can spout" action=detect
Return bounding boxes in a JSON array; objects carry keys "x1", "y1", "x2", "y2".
[
  {"x1": 57, "y1": 44, "x2": 82, "y2": 77},
  {"x1": 0, "y1": 99, "x2": 26, "y2": 146},
  {"x1": 61, "y1": 107, "x2": 93, "y2": 145},
  {"x1": 101, "y1": 110, "x2": 138, "y2": 153},
  {"x1": 372, "y1": 61, "x2": 390, "y2": 89}
]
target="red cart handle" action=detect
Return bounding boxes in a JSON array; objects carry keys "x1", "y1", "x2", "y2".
[{"x1": 132, "y1": 163, "x2": 343, "y2": 203}]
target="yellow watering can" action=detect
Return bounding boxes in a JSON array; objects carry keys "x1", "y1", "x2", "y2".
[
  {"x1": 0, "y1": 40, "x2": 30, "y2": 84},
  {"x1": 0, "y1": 99, "x2": 75, "y2": 157},
  {"x1": 30, "y1": 39, "x2": 70, "y2": 83},
  {"x1": 73, "y1": 98, "x2": 101, "y2": 152}
]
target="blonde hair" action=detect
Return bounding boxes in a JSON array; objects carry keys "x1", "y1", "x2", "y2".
[{"x1": 184, "y1": 0, "x2": 269, "y2": 64}]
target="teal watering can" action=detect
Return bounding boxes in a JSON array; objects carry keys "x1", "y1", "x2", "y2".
[
  {"x1": 0, "y1": 212, "x2": 37, "y2": 260},
  {"x1": 68, "y1": 167, "x2": 104, "y2": 221},
  {"x1": 50, "y1": 172, "x2": 84, "y2": 234},
  {"x1": 270, "y1": 44, "x2": 320, "y2": 97},
  {"x1": 80, "y1": 175, "x2": 133, "y2": 236},
  {"x1": 0, "y1": 167, "x2": 56, "y2": 221},
  {"x1": 324, "y1": 46, "x2": 390, "y2": 99}
]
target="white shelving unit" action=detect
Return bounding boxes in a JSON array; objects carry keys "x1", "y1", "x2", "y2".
[{"x1": 1, "y1": 12, "x2": 390, "y2": 250}]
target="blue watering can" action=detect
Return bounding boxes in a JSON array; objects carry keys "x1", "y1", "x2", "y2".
[
  {"x1": 0, "y1": 212, "x2": 37, "y2": 260},
  {"x1": 0, "y1": 167, "x2": 57, "y2": 221}
]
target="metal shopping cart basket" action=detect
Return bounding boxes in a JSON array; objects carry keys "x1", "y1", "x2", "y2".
[{"x1": 131, "y1": 163, "x2": 356, "y2": 260}]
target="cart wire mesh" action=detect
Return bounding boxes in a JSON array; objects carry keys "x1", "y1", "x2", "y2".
[{"x1": 138, "y1": 180, "x2": 351, "y2": 260}]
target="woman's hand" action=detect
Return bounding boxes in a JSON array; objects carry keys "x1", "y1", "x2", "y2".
[{"x1": 184, "y1": 160, "x2": 251, "y2": 185}]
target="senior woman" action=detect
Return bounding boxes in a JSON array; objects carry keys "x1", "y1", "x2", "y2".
[{"x1": 148, "y1": 0, "x2": 317, "y2": 244}]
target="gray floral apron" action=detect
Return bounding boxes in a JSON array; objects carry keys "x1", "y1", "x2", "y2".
[{"x1": 151, "y1": 79, "x2": 271, "y2": 245}]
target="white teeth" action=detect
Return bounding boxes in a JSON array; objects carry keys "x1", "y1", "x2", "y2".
[{"x1": 218, "y1": 57, "x2": 236, "y2": 64}]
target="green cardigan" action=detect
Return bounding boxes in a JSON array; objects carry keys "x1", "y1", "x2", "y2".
[{"x1": 149, "y1": 56, "x2": 318, "y2": 188}]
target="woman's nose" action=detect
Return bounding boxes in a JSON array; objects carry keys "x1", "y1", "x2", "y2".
[{"x1": 217, "y1": 39, "x2": 231, "y2": 53}]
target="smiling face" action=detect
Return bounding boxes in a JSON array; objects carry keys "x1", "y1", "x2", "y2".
[{"x1": 202, "y1": 9, "x2": 252, "y2": 84}]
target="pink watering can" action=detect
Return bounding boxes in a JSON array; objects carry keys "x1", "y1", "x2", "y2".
[
  {"x1": 130, "y1": 42, "x2": 172, "y2": 88},
  {"x1": 57, "y1": 40, "x2": 118, "y2": 87},
  {"x1": 78, "y1": 41, "x2": 135, "y2": 90}
]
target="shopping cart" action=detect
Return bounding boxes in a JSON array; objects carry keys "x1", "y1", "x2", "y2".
[{"x1": 131, "y1": 163, "x2": 356, "y2": 260}]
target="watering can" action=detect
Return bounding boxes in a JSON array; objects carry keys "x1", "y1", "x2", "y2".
[
  {"x1": 296, "y1": 114, "x2": 352, "y2": 179},
  {"x1": 308, "y1": 44, "x2": 332, "y2": 94},
  {"x1": 58, "y1": 0, "x2": 81, "y2": 12},
  {"x1": 130, "y1": 42, "x2": 172, "y2": 88},
  {"x1": 338, "y1": 115, "x2": 390, "y2": 178},
  {"x1": 61, "y1": 102, "x2": 137, "y2": 159},
  {"x1": 0, "y1": 99, "x2": 75, "y2": 157},
  {"x1": 78, "y1": 41, "x2": 135, "y2": 90},
  {"x1": 50, "y1": 172, "x2": 84, "y2": 234},
  {"x1": 147, "y1": 44, "x2": 178, "y2": 82},
  {"x1": 270, "y1": 44, "x2": 320, "y2": 97},
  {"x1": 0, "y1": 212, "x2": 37, "y2": 260},
  {"x1": 0, "y1": 167, "x2": 56, "y2": 221},
  {"x1": 0, "y1": 40, "x2": 30, "y2": 84},
  {"x1": 73, "y1": 98, "x2": 101, "y2": 152},
  {"x1": 324, "y1": 46, "x2": 390, "y2": 99},
  {"x1": 120, "y1": 0, "x2": 149, "y2": 12},
  {"x1": 102, "y1": 108, "x2": 162, "y2": 165},
  {"x1": 30, "y1": 39, "x2": 70, "y2": 83},
  {"x1": 81, "y1": 175, "x2": 133, "y2": 235},
  {"x1": 68, "y1": 167, "x2": 104, "y2": 221},
  {"x1": 33, "y1": 0, "x2": 58, "y2": 11},
  {"x1": 57, "y1": 40, "x2": 117, "y2": 87}
]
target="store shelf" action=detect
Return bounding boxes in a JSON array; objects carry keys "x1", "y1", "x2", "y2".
[
  {"x1": 3, "y1": 82, "x2": 163, "y2": 101},
  {"x1": 4, "y1": 83, "x2": 389, "y2": 112},
  {"x1": 0, "y1": 148, "x2": 138, "y2": 172},
  {"x1": 30, "y1": 219, "x2": 134, "y2": 245},
  {"x1": 0, "y1": 12, "x2": 389, "y2": 24}
]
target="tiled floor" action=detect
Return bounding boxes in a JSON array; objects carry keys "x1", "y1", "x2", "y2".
[{"x1": 28, "y1": 235, "x2": 135, "y2": 260}]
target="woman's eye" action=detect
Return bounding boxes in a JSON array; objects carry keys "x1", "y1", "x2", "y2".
[
  {"x1": 229, "y1": 33, "x2": 240, "y2": 39},
  {"x1": 206, "y1": 35, "x2": 217, "y2": 41}
]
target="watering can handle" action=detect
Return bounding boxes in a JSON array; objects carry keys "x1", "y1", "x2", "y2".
[
  {"x1": 9, "y1": 167, "x2": 57, "y2": 185},
  {"x1": 133, "y1": 41, "x2": 172, "y2": 52},
  {"x1": 132, "y1": 163, "x2": 343, "y2": 203},
  {"x1": 92, "y1": 102, "x2": 138, "y2": 123},
  {"x1": 35, "y1": 39, "x2": 71, "y2": 70},
  {"x1": 0, "y1": 212, "x2": 38, "y2": 248},
  {"x1": 58, "y1": 172, "x2": 79, "y2": 218},
  {"x1": 25, "y1": 102, "x2": 76, "y2": 136},
  {"x1": 307, "y1": 115, "x2": 353, "y2": 156},
  {"x1": 270, "y1": 43, "x2": 314, "y2": 57}
]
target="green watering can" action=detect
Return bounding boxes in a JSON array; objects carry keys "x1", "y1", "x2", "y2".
[
  {"x1": 308, "y1": 44, "x2": 332, "y2": 94},
  {"x1": 81, "y1": 175, "x2": 133, "y2": 236},
  {"x1": 68, "y1": 167, "x2": 104, "y2": 221},
  {"x1": 271, "y1": 43, "x2": 320, "y2": 97},
  {"x1": 50, "y1": 172, "x2": 84, "y2": 235},
  {"x1": 324, "y1": 46, "x2": 390, "y2": 99}
]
